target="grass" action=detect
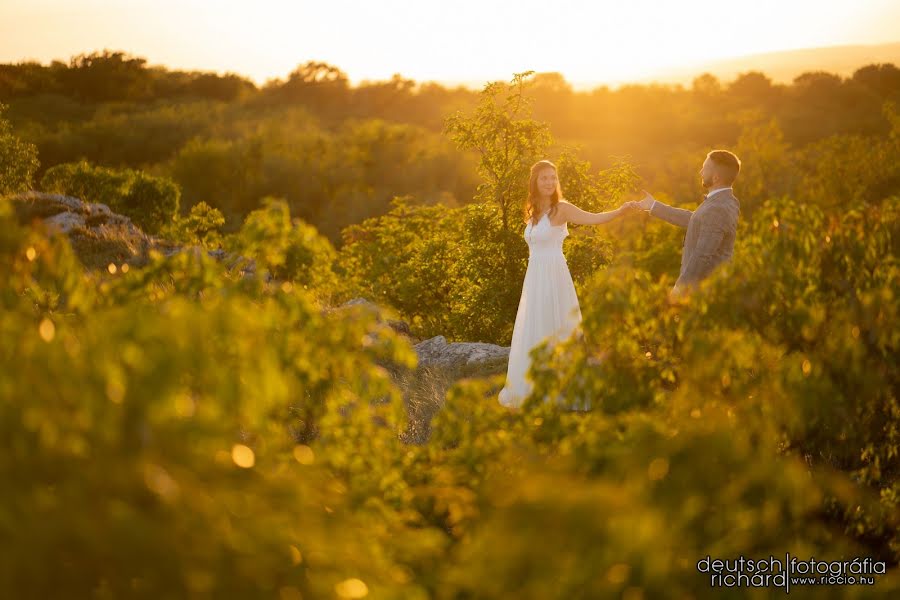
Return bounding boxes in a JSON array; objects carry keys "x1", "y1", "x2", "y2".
[{"x1": 397, "y1": 356, "x2": 508, "y2": 444}]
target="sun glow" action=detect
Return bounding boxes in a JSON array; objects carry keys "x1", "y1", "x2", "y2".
[{"x1": 1, "y1": 0, "x2": 898, "y2": 88}]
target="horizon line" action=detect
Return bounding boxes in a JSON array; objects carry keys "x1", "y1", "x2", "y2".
[{"x1": 4, "y1": 39, "x2": 900, "y2": 93}]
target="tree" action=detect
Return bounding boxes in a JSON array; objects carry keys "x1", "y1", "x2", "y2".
[
  {"x1": 443, "y1": 71, "x2": 551, "y2": 232},
  {"x1": 727, "y1": 71, "x2": 781, "y2": 113},
  {"x1": 227, "y1": 196, "x2": 338, "y2": 301},
  {"x1": 262, "y1": 61, "x2": 351, "y2": 117},
  {"x1": 60, "y1": 50, "x2": 152, "y2": 102},
  {"x1": 691, "y1": 73, "x2": 722, "y2": 97},
  {"x1": 123, "y1": 171, "x2": 181, "y2": 234},
  {"x1": 852, "y1": 64, "x2": 900, "y2": 99},
  {"x1": 159, "y1": 201, "x2": 226, "y2": 248},
  {"x1": 729, "y1": 71, "x2": 775, "y2": 97},
  {"x1": 0, "y1": 103, "x2": 39, "y2": 195},
  {"x1": 733, "y1": 113, "x2": 794, "y2": 212}
]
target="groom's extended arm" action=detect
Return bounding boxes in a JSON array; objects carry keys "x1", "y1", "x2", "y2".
[{"x1": 647, "y1": 198, "x2": 693, "y2": 228}]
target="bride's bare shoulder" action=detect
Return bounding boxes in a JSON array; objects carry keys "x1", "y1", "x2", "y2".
[
  {"x1": 549, "y1": 200, "x2": 572, "y2": 226},
  {"x1": 555, "y1": 200, "x2": 575, "y2": 215}
]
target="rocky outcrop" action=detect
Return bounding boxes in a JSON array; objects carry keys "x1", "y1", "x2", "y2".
[
  {"x1": 335, "y1": 298, "x2": 509, "y2": 370},
  {"x1": 333, "y1": 297, "x2": 414, "y2": 339},
  {"x1": 9, "y1": 191, "x2": 266, "y2": 279},
  {"x1": 413, "y1": 335, "x2": 510, "y2": 370},
  {"x1": 332, "y1": 298, "x2": 510, "y2": 372},
  {"x1": 14, "y1": 191, "x2": 139, "y2": 234},
  {"x1": 329, "y1": 297, "x2": 510, "y2": 446}
]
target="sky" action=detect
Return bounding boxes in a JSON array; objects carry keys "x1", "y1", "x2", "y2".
[{"x1": 2, "y1": 0, "x2": 899, "y2": 88}]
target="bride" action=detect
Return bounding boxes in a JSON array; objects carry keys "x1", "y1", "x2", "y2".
[{"x1": 498, "y1": 159, "x2": 638, "y2": 410}]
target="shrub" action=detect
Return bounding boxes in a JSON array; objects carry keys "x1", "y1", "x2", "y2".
[
  {"x1": 226, "y1": 196, "x2": 338, "y2": 303},
  {"x1": 40, "y1": 160, "x2": 180, "y2": 233},
  {"x1": 0, "y1": 102, "x2": 40, "y2": 195}
]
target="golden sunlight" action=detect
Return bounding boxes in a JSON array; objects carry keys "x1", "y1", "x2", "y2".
[{"x1": 1, "y1": 0, "x2": 898, "y2": 87}]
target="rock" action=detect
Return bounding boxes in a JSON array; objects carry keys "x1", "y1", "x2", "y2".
[
  {"x1": 9, "y1": 191, "x2": 259, "y2": 277},
  {"x1": 44, "y1": 211, "x2": 86, "y2": 234},
  {"x1": 12, "y1": 191, "x2": 87, "y2": 222},
  {"x1": 414, "y1": 334, "x2": 510, "y2": 370},
  {"x1": 331, "y1": 300, "x2": 511, "y2": 374},
  {"x1": 336, "y1": 297, "x2": 414, "y2": 339},
  {"x1": 87, "y1": 202, "x2": 113, "y2": 217},
  {"x1": 342, "y1": 297, "x2": 379, "y2": 309}
]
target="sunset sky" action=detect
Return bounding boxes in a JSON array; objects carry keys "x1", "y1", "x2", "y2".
[{"x1": 2, "y1": 0, "x2": 899, "y2": 88}]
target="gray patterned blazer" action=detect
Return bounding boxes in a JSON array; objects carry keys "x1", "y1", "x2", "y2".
[{"x1": 649, "y1": 188, "x2": 741, "y2": 289}]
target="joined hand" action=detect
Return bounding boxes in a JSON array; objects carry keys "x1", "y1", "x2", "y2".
[
  {"x1": 637, "y1": 189, "x2": 655, "y2": 211},
  {"x1": 619, "y1": 200, "x2": 640, "y2": 214}
]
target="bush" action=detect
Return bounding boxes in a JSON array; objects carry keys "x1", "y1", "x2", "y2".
[
  {"x1": 0, "y1": 102, "x2": 40, "y2": 194},
  {"x1": 40, "y1": 160, "x2": 180, "y2": 233},
  {"x1": 523, "y1": 193, "x2": 900, "y2": 566},
  {"x1": 158, "y1": 200, "x2": 226, "y2": 248},
  {"x1": 0, "y1": 196, "x2": 421, "y2": 597},
  {"x1": 226, "y1": 196, "x2": 338, "y2": 303},
  {"x1": 123, "y1": 171, "x2": 180, "y2": 234}
]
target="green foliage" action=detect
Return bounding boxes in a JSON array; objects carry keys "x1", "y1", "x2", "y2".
[
  {"x1": 258, "y1": 61, "x2": 350, "y2": 119},
  {"x1": 556, "y1": 153, "x2": 640, "y2": 295},
  {"x1": 37, "y1": 100, "x2": 225, "y2": 168},
  {"x1": 60, "y1": 50, "x2": 153, "y2": 102},
  {"x1": 159, "y1": 201, "x2": 226, "y2": 248},
  {"x1": 335, "y1": 195, "x2": 464, "y2": 338},
  {"x1": 4, "y1": 175, "x2": 900, "y2": 596},
  {"x1": 433, "y1": 409, "x2": 863, "y2": 598},
  {"x1": 40, "y1": 160, "x2": 180, "y2": 233},
  {"x1": 523, "y1": 193, "x2": 900, "y2": 568},
  {"x1": 0, "y1": 50, "x2": 256, "y2": 103},
  {"x1": 226, "y1": 197, "x2": 338, "y2": 303},
  {"x1": 798, "y1": 101, "x2": 900, "y2": 209},
  {"x1": 123, "y1": 171, "x2": 181, "y2": 234},
  {"x1": 444, "y1": 71, "x2": 552, "y2": 232},
  {"x1": 169, "y1": 136, "x2": 265, "y2": 227},
  {"x1": 0, "y1": 196, "x2": 422, "y2": 598},
  {"x1": 733, "y1": 112, "x2": 796, "y2": 214},
  {"x1": 41, "y1": 159, "x2": 130, "y2": 207},
  {"x1": 311, "y1": 117, "x2": 475, "y2": 241},
  {"x1": 0, "y1": 103, "x2": 39, "y2": 194},
  {"x1": 166, "y1": 113, "x2": 475, "y2": 240}
]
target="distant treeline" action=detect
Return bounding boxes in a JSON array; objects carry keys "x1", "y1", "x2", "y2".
[
  {"x1": 3, "y1": 49, "x2": 899, "y2": 141},
  {"x1": 0, "y1": 51, "x2": 475, "y2": 130}
]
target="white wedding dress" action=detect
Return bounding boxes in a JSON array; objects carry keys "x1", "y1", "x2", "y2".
[{"x1": 498, "y1": 208, "x2": 589, "y2": 410}]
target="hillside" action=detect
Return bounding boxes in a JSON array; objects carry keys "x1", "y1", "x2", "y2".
[{"x1": 626, "y1": 41, "x2": 900, "y2": 88}]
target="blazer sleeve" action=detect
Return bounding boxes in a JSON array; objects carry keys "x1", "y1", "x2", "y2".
[
  {"x1": 675, "y1": 205, "x2": 730, "y2": 287},
  {"x1": 649, "y1": 199, "x2": 693, "y2": 228}
]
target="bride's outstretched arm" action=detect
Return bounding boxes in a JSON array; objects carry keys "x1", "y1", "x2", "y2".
[{"x1": 558, "y1": 200, "x2": 639, "y2": 226}]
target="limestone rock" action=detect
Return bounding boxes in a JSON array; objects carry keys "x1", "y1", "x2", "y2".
[
  {"x1": 44, "y1": 211, "x2": 86, "y2": 234},
  {"x1": 9, "y1": 191, "x2": 262, "y2": 278},
  {"x1": 335, "y1": 297, "x2": 414, "y2": 339},
  {"x1": 414, "y1": 334, "x2": 510, "y2": 370}
]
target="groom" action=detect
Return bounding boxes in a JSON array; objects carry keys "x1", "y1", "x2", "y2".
[{"x1": 637, "y1": 150, "x2": 742, "y2": 296}]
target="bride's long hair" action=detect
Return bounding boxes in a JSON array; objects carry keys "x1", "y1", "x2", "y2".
[{"x1": 524, "y1": 160, "x2": 563, "y2": 226}]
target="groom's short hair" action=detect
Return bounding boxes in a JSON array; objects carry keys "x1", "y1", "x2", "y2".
[{"x1": 707, "y1": 150, "x2": 741, "y2": 183}]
